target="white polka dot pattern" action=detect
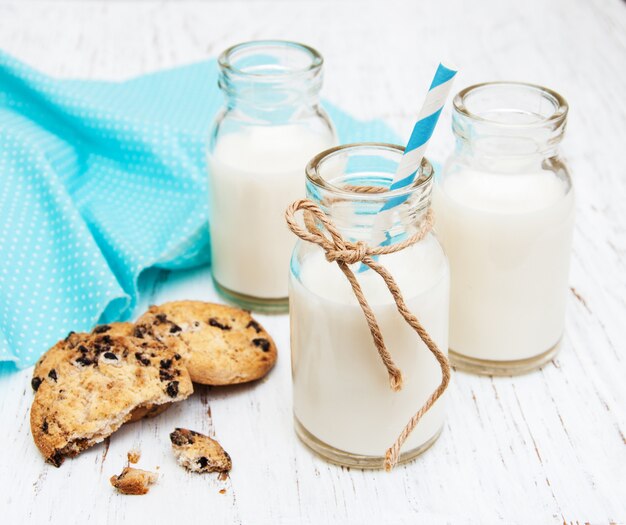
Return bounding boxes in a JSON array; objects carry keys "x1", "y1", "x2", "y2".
[{"x1": 0, "y1": 51, "x2": 399, "y2": 368}]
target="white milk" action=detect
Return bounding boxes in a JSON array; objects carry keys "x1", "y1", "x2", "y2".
[
  {"x1": 290, "y1": 235, "x2": 449, "y2": 456},
  {"x1": 432, "y1": 168, "x2": 575, "y2": 362},
  {"x1": 209, "y1": 125, "x2": 335, "y2": 299}
]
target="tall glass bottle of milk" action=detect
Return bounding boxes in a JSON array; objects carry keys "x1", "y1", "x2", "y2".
[
  {"x1": 290, "y1": 143, "x2": 449, "y2": 468},
  {"x1": 209, "y1": 41, "x2": 336, "y2": 312},
  {"x1": 433, "y1": 82, "x2": 574, "y2": 375}
]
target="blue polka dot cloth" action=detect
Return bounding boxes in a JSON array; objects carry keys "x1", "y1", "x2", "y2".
[{"x1": 0, "y1": 50, "x2": 399, "y2": 370}]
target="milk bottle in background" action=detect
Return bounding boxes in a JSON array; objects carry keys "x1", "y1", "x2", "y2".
[
  {"x1": 433, "y1": 82, "x2": 574, "y2": 375},
  {"x1": 289, "y1": 144, "x2": 449, "y2": 467},
  {"x1": 209, "y1": 41, "x2": 336, "y2": 312}
]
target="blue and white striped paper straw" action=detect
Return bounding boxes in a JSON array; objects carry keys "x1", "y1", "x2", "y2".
[
  {"x1": 382, "y1": 63, "x2": 457, "y2": 212},
  {"x1": 359, "y1": 64, "x2": 456, "y2": 272}
]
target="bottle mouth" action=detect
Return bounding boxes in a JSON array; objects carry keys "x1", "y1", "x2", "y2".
[
  {"x1": 306, "y1": 143, "x2": 433, "y2": 202},
  {"x1": 218, "y1": 40, "x2": 323, "y2": 79},
  {"x1": 454, "y1": 81, "x2": 568, "y2": 128}
]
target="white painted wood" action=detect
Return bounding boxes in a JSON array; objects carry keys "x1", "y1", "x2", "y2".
[{"x1": 0, "y1": 1, "x2": 625, "y2": 523}]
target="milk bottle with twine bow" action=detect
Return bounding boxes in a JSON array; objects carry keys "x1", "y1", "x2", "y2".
[
  {"x1": 285, "y1": 62, "x2": 457, "y2": 471},
  {"x1": 287, "y1": 143, "x2": 448, "y2": 470}
]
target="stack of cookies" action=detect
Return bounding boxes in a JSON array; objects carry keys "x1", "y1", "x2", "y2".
[{"x1": 29, "y1": 300, "x2": 277, "y2": 471}]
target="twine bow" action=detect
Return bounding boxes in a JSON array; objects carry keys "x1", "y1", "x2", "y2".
[{"x1": 285, "y1": 199, "x2": 451, "y2": 471}]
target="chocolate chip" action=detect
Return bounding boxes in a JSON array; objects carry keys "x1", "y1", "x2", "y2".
[
  {"x1": 169, "y1": 324, "x2": 182, "y2": 334},
  {"x1": 246, "y1": 320, "x2": 262, "y2": 333},
  {"x1": 31, "y1": 377, "x2": 42, "y2": 391},
  {"x1": 174, "y1": 353, "x2": 181, "y2": 360},
  {"x1": 78, "y1": 345, "x2": 89, "y2": 353},
  {"x1": 64, "y1": 331, "x2": 75, "y2": 342},
  {"x1": 155, "y1": 313, "x2": 167, "y2": 323},
  {"x1": 159, "y1": 369, "x2": 174, "y2": 381},
  {"x1": 135, "y1": 352, "x2": 151, "y2": 366},
  {"x1": 133, "y1": 326, "x2": 147, "y2": 338},
  {"x1": 49, "y1": 451, "x2": 64, "y2": 467},
  {"x1": 160, "y1": 359, "x2": 172, "y2": 369},
  {"x1": 252, "y1": 338, "x2": 271, "y2": 352},
  {"x1": 48, "y1": 369, "x2": 58, "y2": 382},
  {"x1": 76, "y1": 356, "x2": 93, "y2": 366},
  {"x1": 170, "y1": 428, "x2": 194, "y2": 446},
  {"x1": 197, "y1": 456, "x2": 209, "y2": 469},
  {"x1": 209, "y1": 318, "x2": 231, "y2": 331},
  {"x1": 103, "y1": 352, "x2": 118, "y2": 360},
  {"x1": 166, "y1": 381, "x2": 179, "y2": 398},
  {"x1": 92, "y1": 325, "x2": 111, "y2": 334},
  {"x1": 41, "y1": 420, "x2": 48, "y2": 434}
]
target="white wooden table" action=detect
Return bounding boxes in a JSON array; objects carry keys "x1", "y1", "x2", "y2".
[{"x1": 1, "y1": 1, "x2": 625, "y2": 523}]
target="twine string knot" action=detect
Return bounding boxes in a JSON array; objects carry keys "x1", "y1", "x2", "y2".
[{"x1": 325, "y1": 240, "x2": 368, "y2": 264}]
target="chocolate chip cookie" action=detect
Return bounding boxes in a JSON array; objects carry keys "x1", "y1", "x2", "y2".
[
  {"x1": 135, "y1": 301, "x2": 277, "y2": 385},
  {"x1": 30, "y1": 332, "x2": 192, "y2": 467}
]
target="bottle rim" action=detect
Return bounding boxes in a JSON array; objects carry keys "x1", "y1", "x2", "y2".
[
  {"x1": 454, "y1": 81, "x2": 569, "y2": 128},
  {"x1": 218, "y1": 40, "x2": 323, "y2": 79}
]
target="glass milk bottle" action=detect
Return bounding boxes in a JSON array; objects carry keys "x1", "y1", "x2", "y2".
[
  {"x1": 289, "y1": 143, "x2": 449, "y2": 468},
  {"x1": 433, "y1": 82, "x2": 575, "y2": 375},
  {"x1": 209, "y1": 41, "x2": 336, "y2": 312}
]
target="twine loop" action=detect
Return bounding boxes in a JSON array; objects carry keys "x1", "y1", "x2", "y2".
[{"x1": 285, "y1": 198, "x2": 451, "y2": 471}]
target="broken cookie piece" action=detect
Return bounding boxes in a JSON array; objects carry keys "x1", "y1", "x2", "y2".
[
  {"x1": 169, "y1": 428, "x2": 232, "y2": 473},
  {"x1": 110, "y1": 467, "x2": 158, "y2": 495},
  {"x1": 30, "y1": 332, "x2": 192, "y2": 467}
]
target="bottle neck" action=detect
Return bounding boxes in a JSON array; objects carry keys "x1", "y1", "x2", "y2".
[
  {"x1": 310, "y1": 188, "x2": 432, "y2": 243},
  {"x1": 452, "y1": 82, "x2": 568, "y2": 171},
  {"x1": 219, "y1": 72, "x2": 322, "y2": 120},
  {"x1": 305, "y1": 144, "x2": 434, "y2": 244},
  {"x1": 218, "y1": 40, "x2": 324, "y2": 122}
]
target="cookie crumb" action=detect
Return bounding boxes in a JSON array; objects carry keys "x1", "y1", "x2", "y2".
[
  {"x1": 127, "y1": 450, "x2": 141, "y2": 464},
  {"x1": 219, "y1": 488, "x2": 226, "y2": 495},
  {"x1": 110, "y1": 467, "x2": 158, "y2": 495}
]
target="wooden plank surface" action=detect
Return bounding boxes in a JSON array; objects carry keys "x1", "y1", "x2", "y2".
[{"x1": 0, "y1": 1, "x2": 625, "y2": 523}]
